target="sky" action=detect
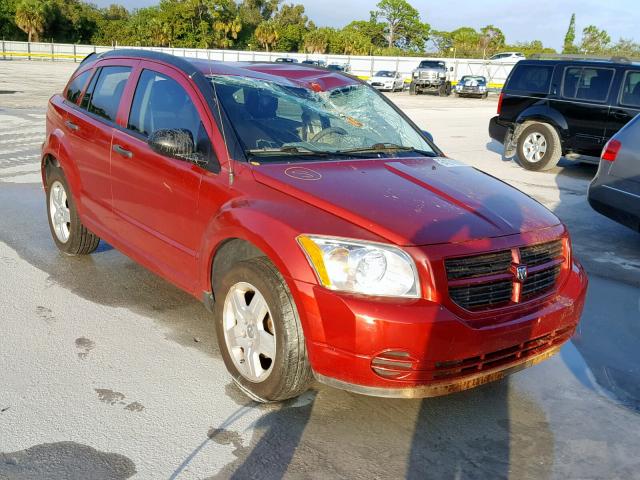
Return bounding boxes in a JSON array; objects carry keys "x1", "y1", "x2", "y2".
[{"x1": 91, "y1": 0, "x2": 638, "y2": 51}]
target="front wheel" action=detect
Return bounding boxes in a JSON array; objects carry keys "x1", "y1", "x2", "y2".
[
  {"x1": 214, "y1": 257, "x2": 313, "y2": 402},
  {"x1": 46, "y1": 165, "x2": 100, "y2": 255},
  {"x1": 409, "y1": 82, "x2": 417, "y2": 95},
  {"x1": 516, "y1": 123, "x2": 562, "y2": 171}
]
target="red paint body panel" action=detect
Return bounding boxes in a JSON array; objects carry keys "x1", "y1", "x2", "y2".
[{"x1": 42, "y1": 54, "x2": 588, "y2": 395}]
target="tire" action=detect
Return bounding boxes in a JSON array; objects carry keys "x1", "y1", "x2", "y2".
[
  {"x1": 409, "y1": 82, "x2": 417, "y2": 95},
  {"x1": 214, "y1": 257, "x2": 313, "y2": 402},
  {"x1": 483, "y1": 92, "x2": 489, "y2": 99},
  {"x1": 516, "y1": 123, "x2": 562, "y2": 171},
  {"x1": 445, "y1": 82, "x2": 452, "y2": 96},
  {"x1": 46, "y1": 165, "x2": 100, "y2": 255},
  {"x1": 438, "y1": 84, "x2": 446, "y2": 96}
]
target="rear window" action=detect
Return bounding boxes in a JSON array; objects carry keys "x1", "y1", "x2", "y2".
[
  {"x1": 562, "y1": 67, "x2": 613, "y2": 103},
  {"x1": 620, "y1": 71, "x2": 640, "y2": 107},
  {"x1": 506, "y1": 64, "x2": 554, "y2": 94},
  {"x1": 65, "y1": 70, "x2": 91, "y2": 104}
]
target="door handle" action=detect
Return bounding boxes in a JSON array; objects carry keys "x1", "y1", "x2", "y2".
[
  {"x1": 64, "y1": 120, "x2": 79, "y2": 131},
  {"x1": 112, "y1": 144, "x2": 133, "y2": 159},
  {"x1": 612, "y1": 111, "x2": 629, "y2": 120}
]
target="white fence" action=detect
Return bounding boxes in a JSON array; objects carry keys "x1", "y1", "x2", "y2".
[{"x1": 0, "y1": 40, "x2": 517, "y2": 88}]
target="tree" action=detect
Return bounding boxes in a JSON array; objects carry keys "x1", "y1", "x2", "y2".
[
  {"x1": 580, "y1": 25, "x2": 611, "y2": 55},
  {"x1": 507, "y1": 40, "x2": 555, "y2": 57},
  {"x1": 302, "y1": 27, "x2": 332, "y2": 54},
  {"x1": 563, "y1": 13, "x2": 577, "y2": 53},
  {"x1": 254, "y1": 20, "x2": 278, "y2": 51},
  {"x1": 449, "y1": 27, "x2": 480, "y2": 57},
  {"x1": 479, "y1": 25, "x2": 504, "y2": 58},
  {"x1": 1, "y1": 0, "x2": 25, "y2": 39},
  {"x1": 609, "y1": 38, "x2": 640, "y2": 58},
  {"x1": 15, "y1": 0, "x2": 47, "y2": 42},
  {"x1": 344, "y1": 17, "x2": 386, "y2": 49},
  {"x1": 372, "y1": 0, "x2": 429, "y2": 51}
]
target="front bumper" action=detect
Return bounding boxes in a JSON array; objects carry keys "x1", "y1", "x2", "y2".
[
  {"x1": 296, "y1": 258, "x2": 588, "y2": 398},
  {"x1": 412, "y1": 79, "x2": 444, "y2": 87}
]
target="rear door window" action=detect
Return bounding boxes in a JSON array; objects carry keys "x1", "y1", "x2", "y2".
[
  {"x1": 507, "y1": 65, "x2": 554, "y2": 94},
  {"x1": 620, "y1": 70, "x2": 640, "y2": 107},
  {"x1": 87, "y1": 66, "x2": 132, "y2": 122},
  {"x1": 562, "y1": 67, "x2": 614, "y2": 103},
  {"x1": 65, "y1": 70, "x2": 91, "y2": 104}
]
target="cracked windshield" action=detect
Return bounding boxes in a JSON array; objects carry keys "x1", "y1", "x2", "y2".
[{"x1": 209, "y1": 75, "x2": 435, "y2": 160}]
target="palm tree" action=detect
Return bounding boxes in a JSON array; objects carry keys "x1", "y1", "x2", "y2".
[
  {"x1": 214, "y1": 16, "x2": 242, "y2": 49},
  {"x1": 15, "y1": 0, "x2": 47, "y2": 43},
  {"x1": 254, "y1": 20, "x2": 278, "y2": 52}
]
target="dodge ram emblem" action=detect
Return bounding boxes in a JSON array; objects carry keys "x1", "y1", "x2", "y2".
[{"x1": 516, "y1": 265, "x2": 528, "y2": 282}]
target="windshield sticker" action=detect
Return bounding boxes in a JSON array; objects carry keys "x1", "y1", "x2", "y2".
[
  {"x1": 433, "y1": 157, "x2": 468, "y2": 168},
  {"x1": 284, "y1": 167, "x2": 322, "y2": 181}
]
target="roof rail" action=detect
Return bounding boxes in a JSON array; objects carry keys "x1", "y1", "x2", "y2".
[{"x1": 528, "y1": 53, "x2": 633, "y2": 63}]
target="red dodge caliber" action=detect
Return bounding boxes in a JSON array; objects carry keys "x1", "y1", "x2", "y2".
[{"x1": 42, "y1": 50, "x2": 588, "y2": 401}]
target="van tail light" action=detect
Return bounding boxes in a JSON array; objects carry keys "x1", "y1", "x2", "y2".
[
  {"x1": 497, "y1": 92, "x2": 504, "y2": 114},
  {"x1": 601, "y1": 139, "x2": 622, "y2": 162}
]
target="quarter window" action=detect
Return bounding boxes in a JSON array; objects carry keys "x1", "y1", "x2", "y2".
[
  {"x1": 562, "y1": 67, "x2": 613, "y2": 102},
  {"x1": 128, "y1": 69, "x2": 214, "y2": 162},
  {"x1": 621, "y1": 71, "x2": 640, "y2": 107},
  {"x1": 65, "y1": 70, "x2": 91, "y2": 104},
  {"x1": 87, "y1": 66, "x2": 132, "y2": 122},
  {"x1": 507, "y1": 65, "x2": 554, "y2": 94}
]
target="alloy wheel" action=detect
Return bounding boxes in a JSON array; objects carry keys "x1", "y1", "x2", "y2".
[
  {"x1": 49, "y1": 180, "x2": 71, "y2": 243},
  {"x1": 522, "y1": 132, "x2": 548, "y2": 163},
  {"x1": 223, "y1": 282, "x2": 276, "y2": 383}
]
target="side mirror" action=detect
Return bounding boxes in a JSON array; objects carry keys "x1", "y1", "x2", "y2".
[
  {"x1": 422, "y1": 130, "x2": 434, "y2": 142},
  {"x1": 148, "y1": 128, "x2": 207, "y2": 167},
  {"x1": 449, "y1": 67, "x2": 454, "y2": 72}
]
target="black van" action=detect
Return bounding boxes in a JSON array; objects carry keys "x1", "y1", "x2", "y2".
[{"x1": 489, "y1": 57, "x2": 640, "y2": 171}]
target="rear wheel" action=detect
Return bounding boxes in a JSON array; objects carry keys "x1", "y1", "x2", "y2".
[
  {"x1": 46, "y1": 165, "x2": 100, "y2": 255},
  {"x1": 516, "y1": 123, "x2": 562, "y2": 171},
  {"x1": 214, "y1": 257, "x2": 313, "y2": 402}
]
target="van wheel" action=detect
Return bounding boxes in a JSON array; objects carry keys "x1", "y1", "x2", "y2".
[
  {"x1": 214, "y1": 257, "x2": 313, "y2": 402},
  {"x1": 516, "y1": 123, "x2": 562, "y2": 171},
  {"x1": 46, "y1": 165, "x2": 100, "y2": 255}
]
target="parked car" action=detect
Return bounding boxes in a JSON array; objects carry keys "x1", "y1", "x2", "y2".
[
  {"x1": 274, "y1": 57, "x2": 298, "y2": 63},
  {"x1": 588, "y1": 113, "x2": 640, "y2": 232},
  {"x1": 410, "y1": 60, "x2": 453, "y2": 96},
  {"x1": 367, "y1": 70, "x2": 404, "y2": 92},
  {"x1": 327, "y1": 63, "x2": 350, "y2": 73},
  {"x1": 454, "y1": 75, "x2": 489, "y2": 98},
  {"x1": 43, "y1": 50, "x2": 587, "y2": 402},
  {"x1": 489, "y1": 57, "x2": 640, "y2": 171},
  {"x1": 301, "y1": 59, "x2": 326, "y2": 67},
  {"x1": 489, "y1": 52, "x2": 525, "y2": 62}
]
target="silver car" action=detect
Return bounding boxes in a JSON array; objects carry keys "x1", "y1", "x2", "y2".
[{"x1": 588, "y1": 114, "x2": 640, "y2": 232}]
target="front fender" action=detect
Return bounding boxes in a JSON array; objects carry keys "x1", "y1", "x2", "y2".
[{"x1": 197, "y1": 199, "x2": 320, "y2": 294}]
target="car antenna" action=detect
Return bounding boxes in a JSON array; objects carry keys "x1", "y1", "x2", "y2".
[{"x1": 210, "y1": 75, "x2": 234, "y2": 186}]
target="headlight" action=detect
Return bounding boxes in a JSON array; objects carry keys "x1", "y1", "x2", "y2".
[
  {"x1": 297, "y1": 235, "x2": 420, "y2": 298},
  {"x1": 412, "y1": 72, "x2": 418, "y2": 78},
  {"x1": 479, "y1": 86, "x2": 487, "y2": 91}
]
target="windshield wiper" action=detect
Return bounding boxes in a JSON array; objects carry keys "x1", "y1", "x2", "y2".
[
  {"x1": 246, "y1": 146, "x2": 330, "y2": 156},
  {"x1": 336, "y1": 143, "x2": 436, "y2": 156},
  {"x1": 246, "y1": 146, "x2": 373, "y2": 159}
]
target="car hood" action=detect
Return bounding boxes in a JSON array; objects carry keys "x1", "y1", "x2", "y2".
[{"x1": 252, "y1": 157, "x2": 561, "y2": 246}]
